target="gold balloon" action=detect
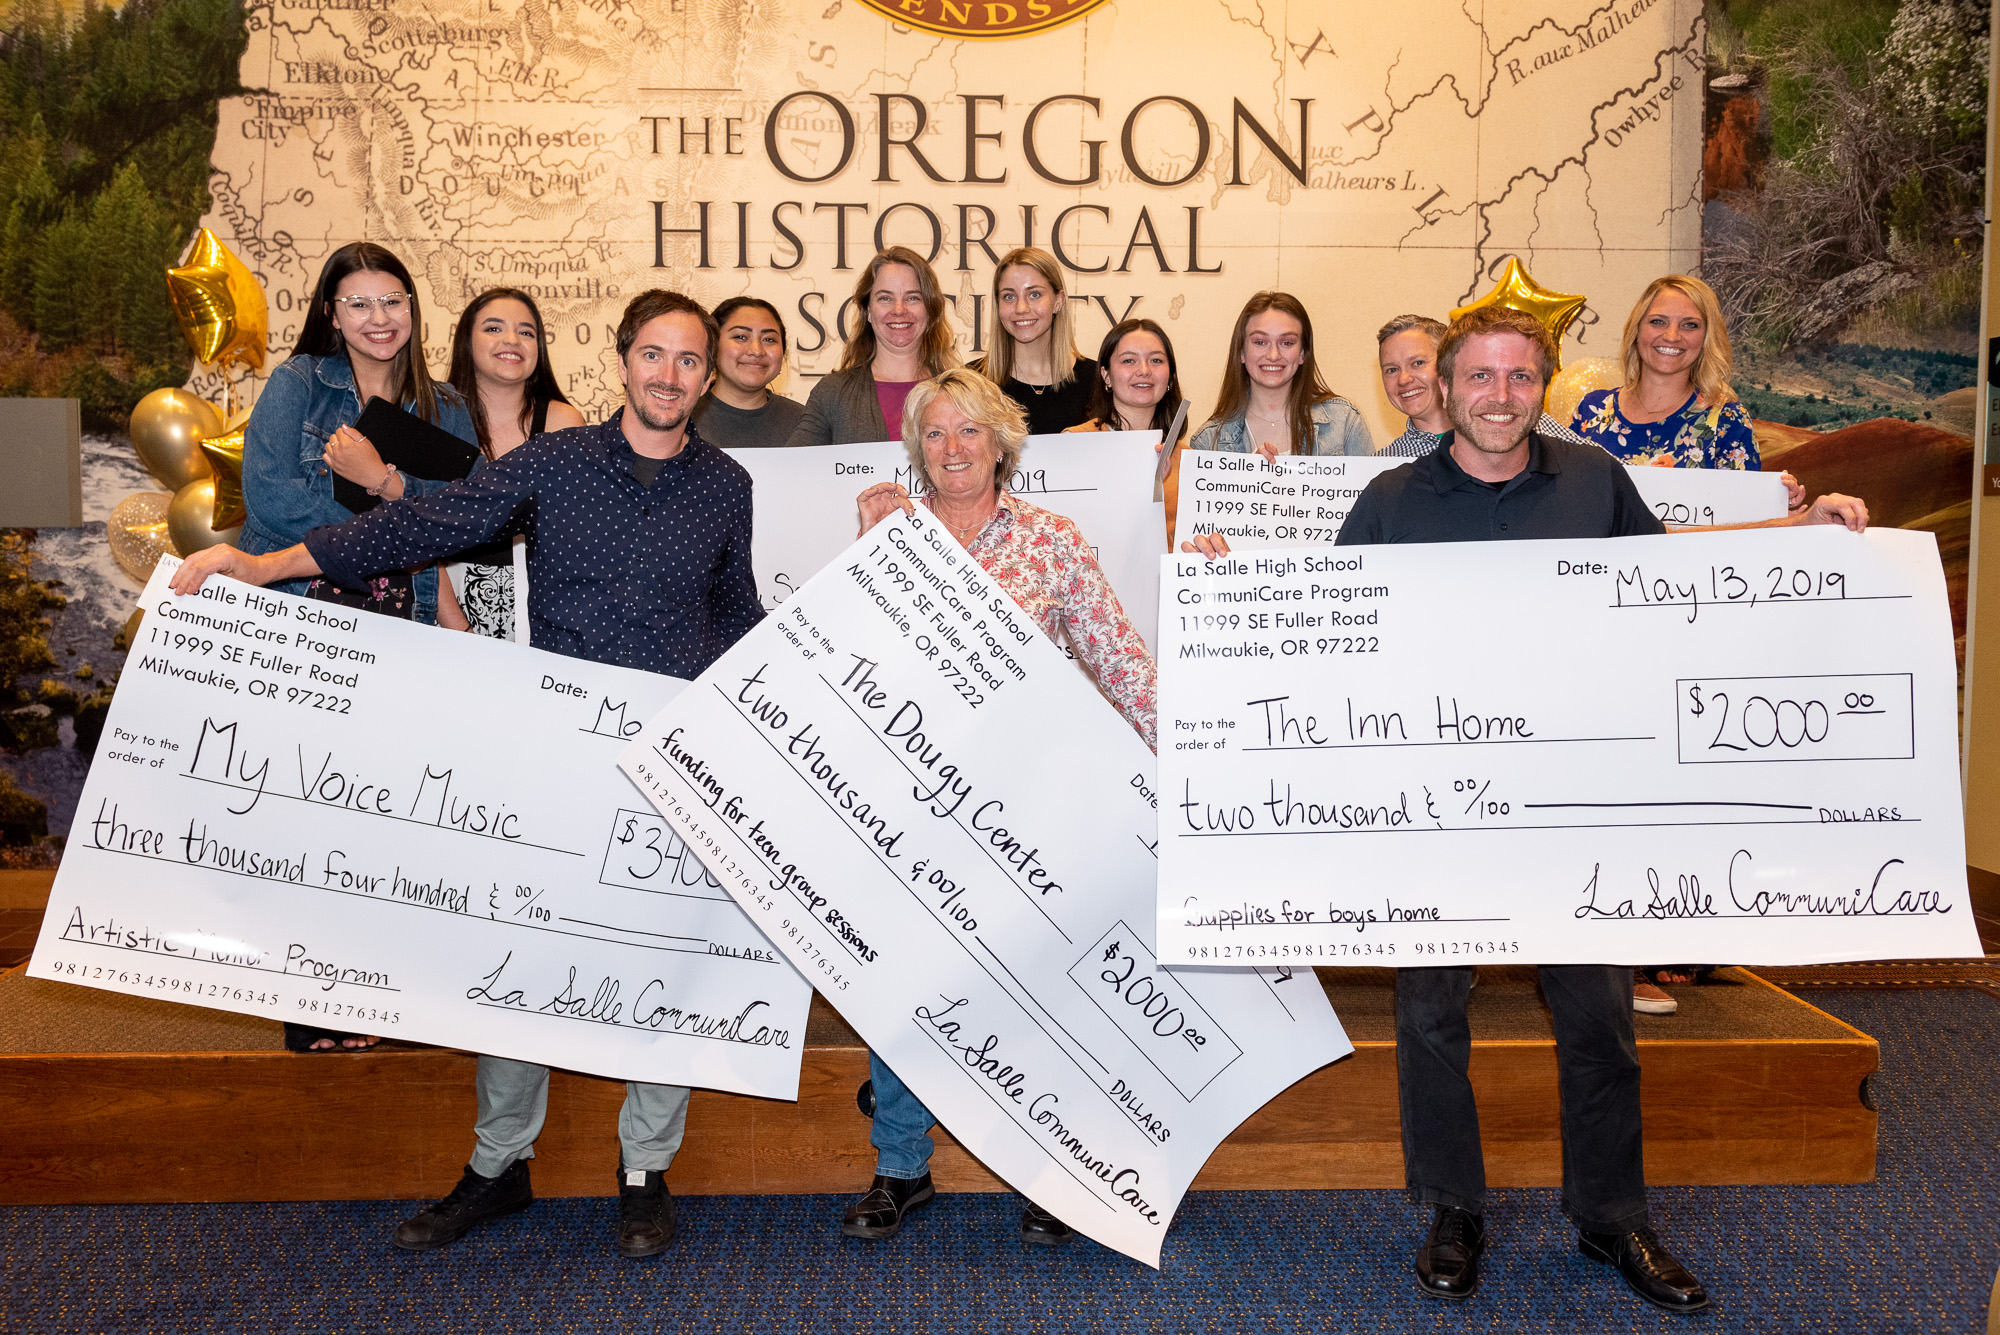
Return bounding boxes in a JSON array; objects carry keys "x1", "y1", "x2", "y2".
[
  {"x1": 107, "y1": 492, "x2": 177, "y2": 583},
  {"x1": 129, "y1": 388, "x2": 221, "y2": 490},
  {"x1": 1449, "y1": 257, "x2": 1588, "y2": 370},
  {"x1": 1544, "y1": 357, "x2": 1625, "y2": 431},
  {"x1": 166, "y1": 229, "x2": 269, "y2": 370},
  {"x1": 198, "y1": 416, "x2": 249, "y2": 531},
  {"x1": 167, "y1": 478, "x2": 244, "y2": 556}
]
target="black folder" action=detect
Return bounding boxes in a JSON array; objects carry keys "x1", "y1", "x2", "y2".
[{"x1": 332, "y1": 397, "x2": 482, "y2": 514}]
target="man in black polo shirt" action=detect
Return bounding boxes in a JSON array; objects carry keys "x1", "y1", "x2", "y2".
[{"x1": 1335, "y1": 305, "x2": 1863, "y2": 1314}]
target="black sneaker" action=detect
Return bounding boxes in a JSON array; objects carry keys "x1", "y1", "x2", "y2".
[
  {"x1": 616, "y1": 1165, "x2": 677, "y2": 1258},
  {"x1": 392, "y1": 1160, "x2": 533, "y2": 1251}
]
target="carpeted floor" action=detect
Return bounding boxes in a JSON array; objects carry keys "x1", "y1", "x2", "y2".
[{"x1": 1, "y1": 987, "x2": 1994, "y2": 1334}]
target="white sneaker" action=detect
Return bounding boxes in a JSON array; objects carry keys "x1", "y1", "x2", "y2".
[{"x1": 1633, "y1": 981, "x2": 1678, "y2": 1015}]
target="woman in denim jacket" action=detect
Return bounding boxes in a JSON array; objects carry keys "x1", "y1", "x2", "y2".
[
  {"x1": 1189, "y1": 291, "x2": 1373, "y2": 459},
  {"x1": 241, "y1": 242, "x2": 475, "y2": 628}
]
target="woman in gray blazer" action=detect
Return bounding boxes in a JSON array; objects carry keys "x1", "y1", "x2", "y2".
[{"x1": 786, "y1": 245, "x2": 960, "y2": 446}]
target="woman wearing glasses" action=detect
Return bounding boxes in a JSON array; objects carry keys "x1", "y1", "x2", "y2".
[{"x1": 240, "y1": 241, "x2": 476, "y2": 1050}]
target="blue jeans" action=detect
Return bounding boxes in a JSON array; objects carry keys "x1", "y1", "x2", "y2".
[
  {"x1": 1395, "y1": 964, "x2": 1650, "y2": 1235},
  {"x1": 869, "y1": 1050, "x2": 936, "y2": 1180}
]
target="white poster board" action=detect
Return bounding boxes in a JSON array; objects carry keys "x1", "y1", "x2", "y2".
[
  {"x1": 1155, "y1": 527, "x2": 1975, "y2": 966},
  {"x1": 29, "y1": 559, "x2": 812, "y2": 1098},
  {"x1": 729, "y1": 432, "x2": 1166, "y2": 648},
  {"x1": 1173, "y1": 451, "x2": 1789, "y2": 549},
  {"x1": 619, "y1": 506, "x2": 1349, "y2": 1266}
]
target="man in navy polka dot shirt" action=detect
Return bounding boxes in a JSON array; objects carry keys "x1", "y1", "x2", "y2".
[{"x1": 172, "y1": 289, "x2": 762, "y2": 1259}]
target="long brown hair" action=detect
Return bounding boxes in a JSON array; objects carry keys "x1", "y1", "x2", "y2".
[
  {"x1": 293, "y1": 242, "x2": 446, "y2": 424},
  {"x1": 980, "y1": 247, "x2": 1080, "y2": 389},
  {"x1": 1620, "y1": 274, "x2": 1735, "y2": 407},
  {"x1": 1206, "y1": 291, "x2": 1335, "y2": 455},
  {"x1": 838, "y1": 246, "x2": 959, "y2": 377},
  {"x1": 447, "y1": 287, "x2": 573, "y2": 458}
]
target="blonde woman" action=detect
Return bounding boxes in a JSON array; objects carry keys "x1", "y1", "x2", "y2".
[
  {"x1": 974, "y1": 246, "x2": 1095, "y2": 433},
  {"x1": 1570, "y1": 274, "x2": 1758, "y2": 469}
]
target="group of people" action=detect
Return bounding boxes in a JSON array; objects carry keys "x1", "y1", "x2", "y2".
[{"x1": 168, "y1": 234, "x2": 1870, "y2": 1314}]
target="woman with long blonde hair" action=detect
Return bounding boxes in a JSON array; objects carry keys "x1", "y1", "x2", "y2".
[
  {"x1": 974, "y1": 246, "x2": 1095, "y2": 434},
  {"x1": 1569, "y1": 274, "x2": 1759, "y2": 470}
]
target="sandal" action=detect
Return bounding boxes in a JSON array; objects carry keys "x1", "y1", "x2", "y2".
[{"x1": 284, "y1": 1023, "x2": 380, "y2": 1052}]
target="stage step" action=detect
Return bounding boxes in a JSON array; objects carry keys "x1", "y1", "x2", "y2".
[{"x1": 1, "y1": 962, "x2": 1876, "y2": 1204}]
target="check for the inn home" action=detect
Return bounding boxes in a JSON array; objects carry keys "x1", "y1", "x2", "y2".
[
  {"x1": 618, "y1": 504, "x2": 1349, "y2": 1268},
  {"x1": 1156, "y1": 527, "x2": 1976, "y2": 967},
  {"x1": 28, "y1": 558, "x2": 812, "y2": 1100}
]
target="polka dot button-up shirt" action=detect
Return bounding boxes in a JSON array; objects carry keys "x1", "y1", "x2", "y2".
[{"x1": 304, "y1": 411, "x2": 763, "y2": 677}]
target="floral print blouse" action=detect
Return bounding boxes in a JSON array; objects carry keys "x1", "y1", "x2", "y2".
[
  {"x1": 1570, "y1": 388, "x2": 1761, "y2": 470},
  {"x1": 929, "y1": 491, "x2": 1157, "y2": 750}
]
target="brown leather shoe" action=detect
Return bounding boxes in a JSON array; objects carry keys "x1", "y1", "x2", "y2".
[
  {"x1": 616, "y1": 1165, "x2": 676, "y2": 1258},
  {"x1": 1414, "y1": 1207, "x2": 1485, "y2": 1299}
]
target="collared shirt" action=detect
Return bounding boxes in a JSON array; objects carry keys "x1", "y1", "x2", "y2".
[
  {"x1": 1380, "y1": 412, "x2": 1590, "y2": 457},
  {"x1": 304, "y1": 411, "x2": 763, "y2": 677},
  {"x1": 1336, "y1": 432, "x2": 1666, "y2": 546},
  {"x1": 940, "y1": 491, "x2": 1157, "y2": 749}
]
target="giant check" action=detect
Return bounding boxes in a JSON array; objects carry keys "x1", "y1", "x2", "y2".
[
  {"x1": 1173, "y1": 450, "x2": 1788, "y2": 549},
  {"x1": 730, "y1": 432, "x2": 1167, "y2": 647},
  {"x1": 1157, "y1": 527, "x2": 1974, "y2": 966},
  {"x1": 618, "y1": 506, "x2": 1349, "y2": 1267},
  {"x1": 28, "y1": 559, "x2": 812, "y2": 1098}
]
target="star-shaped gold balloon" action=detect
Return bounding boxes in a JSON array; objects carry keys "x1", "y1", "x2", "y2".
[
  {"x1": 1449, "y1": 257, "x2": 1587, "y2": 369},
  {"x1": 198, "y1": 416, "x2": 249, "y2": 530},
  {"x1": 166, "y1": 229, "x2": 269, "y2": 370}
]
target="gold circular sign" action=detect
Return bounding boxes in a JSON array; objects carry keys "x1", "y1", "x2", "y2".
[{"x1": 856, "y1": 0, "x2": 1112, "y2": 39}]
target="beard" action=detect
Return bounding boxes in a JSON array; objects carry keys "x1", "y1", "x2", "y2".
[
  {"x1": 1445, "y1": 393, "x2": 1534, "y2": 456},
  {"x1": 627, "y1": 385, "x2": 691, "y2": 433}
]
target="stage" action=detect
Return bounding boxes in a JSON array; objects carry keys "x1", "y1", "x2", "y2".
[{"x1": 2, "y1": 866, "x2": 1879, "y2": 1204}]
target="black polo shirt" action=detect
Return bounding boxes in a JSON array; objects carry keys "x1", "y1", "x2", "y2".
[{"x1": 1336, "y1": 432, "x2": 1665, "y2": 545}]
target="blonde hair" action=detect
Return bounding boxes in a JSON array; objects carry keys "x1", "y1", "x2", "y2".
[
  {"x1": 1620, "y1": 274, "x2": 1735, "y2": 406},
  {"x1": 901, "y1": 369, "x2": 1027, "y2": 493},
  {"x1": 980, "y1": 247, "x2": 1080, "y2": 389},
  {"x1": 839, "y1": 247, "x2": 960, "y2": 377}
]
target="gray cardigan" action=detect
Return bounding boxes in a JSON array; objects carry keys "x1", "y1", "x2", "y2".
[{"x1": 785, "y1": 364, "x2": 890, "y2": 447}]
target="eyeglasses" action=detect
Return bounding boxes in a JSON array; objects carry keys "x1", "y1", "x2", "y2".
[{"x1": 332, "y1": 293, "x2": 412, "y2": 317}]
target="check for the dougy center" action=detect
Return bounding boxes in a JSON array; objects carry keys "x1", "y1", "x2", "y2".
[
  {"x1": 1157, "y1": 527, "x2": 1975, "y2": 967},
  {"x1": 619, "y1": 504, "x2": 1349, "y2": 1268}
]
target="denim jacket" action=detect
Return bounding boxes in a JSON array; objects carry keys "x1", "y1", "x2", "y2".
[
  {"x1": 240, "y1": 353, "x2": 476, "y2": 624},
  {"x1": 1189, "y1": 396, "x2": 1375, "y2": 456}
]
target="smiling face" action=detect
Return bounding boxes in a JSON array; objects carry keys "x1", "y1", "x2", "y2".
[
  {"x1": 1442, "y1": 330, "x2": 1546, "y2": 462},
  {"x1": 919, "y1": 397, "x2": 1001, "y2": 505},
  {"x1": 996, "y1": 263, "x2": 1062, "y2": 349},
  {"x1": 1636, "y1": 287, "x2": 1706, "y2": 382},
  {"x1": 330, "y1": 269, "x2": 412, "y2": 367},
  {"x1": 1103, "y1": 330, "x2": 1170, "y2": 416},
  {"x1": 717, "y1": 305, "x2": 785, "y2": 396},
  {"x1": 1240, "y1": 309, "x2": 1306, "y2": 391},
  {"x1": 867, "y1": 262, "x2": 930, "y2": 357},
  {"x1": 617, "y1": 311, "x2": 711, "y2": 433},
  {"x1": 468, "y1": 296, "x2": 541, "y2": 389},
  {"x1": 1379, "y1": 328, "x2": 1444, "y2": 428}
]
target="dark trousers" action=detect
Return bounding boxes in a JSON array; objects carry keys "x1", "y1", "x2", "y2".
[{"x1": 1395, "y1": 964, "x2": 1650, "y2": 1234}]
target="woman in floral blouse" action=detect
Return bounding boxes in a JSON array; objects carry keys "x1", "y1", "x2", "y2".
[
  {"x1": 842, "y1": 368, "x2": 1155, "y2": 1248},
  {"x1": 1570, "y1": 274, "x2": 1759, "y2": 470}
]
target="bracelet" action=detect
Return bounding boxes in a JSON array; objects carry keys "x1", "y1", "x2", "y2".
[{"x1": 366, "y1": 463, "x2": 399, "y2": 497}]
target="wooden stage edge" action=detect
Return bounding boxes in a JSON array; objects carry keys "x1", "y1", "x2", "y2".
[{"x1": 2, "y1": 969, "x2": 1877, "y2": 1205}]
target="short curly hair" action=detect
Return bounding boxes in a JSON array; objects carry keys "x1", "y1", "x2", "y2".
[{"x1": 901, "y1": 369, "x2": 1028, "y2": 494}]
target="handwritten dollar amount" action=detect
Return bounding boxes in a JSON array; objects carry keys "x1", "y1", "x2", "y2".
[
  {"x1": 598, "y1": 808, "x2": 731, "y2": 899},
  {"x1": 1675, "y1": 674, "x2": 1914, "y2": 764},
  {"x1": 1069, "y1": 922, "x2": 1244, "y2": 1101}
]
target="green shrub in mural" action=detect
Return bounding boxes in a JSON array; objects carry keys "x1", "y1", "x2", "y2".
[{"x1": 0, "y1": 0, "x2": 246, "y2": 427}]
